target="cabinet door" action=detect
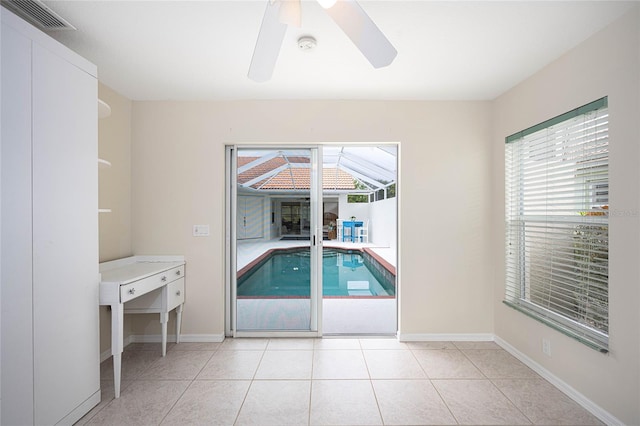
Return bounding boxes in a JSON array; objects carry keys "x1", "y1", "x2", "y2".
[
  {"x1": 31, "y1": 44, "x2": 100, "y2": 424},
  {"x1": 0, "y1": 23, "x2": 36, "y2": 426}
]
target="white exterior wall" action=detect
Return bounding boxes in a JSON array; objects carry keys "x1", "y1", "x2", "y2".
[
  {"x1": 369, "y1": 197, "x2": 397, "y2": 248},
  {"x1": 337, "y1": 193, "x2": 370, "y2": 224}
]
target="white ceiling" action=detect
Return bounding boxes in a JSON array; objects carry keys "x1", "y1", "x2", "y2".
[{"x1": 42, "y1": 0, "x2": 634, "y2": 101}]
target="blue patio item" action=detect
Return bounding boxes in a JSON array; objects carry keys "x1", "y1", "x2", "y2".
[{"x1": 342, "y1": 221, "x2": 363, "y2": 242}]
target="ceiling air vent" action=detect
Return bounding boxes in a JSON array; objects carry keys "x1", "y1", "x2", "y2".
[{"x1": 1, "y1": 0, "x2": 76, "y2": 30}]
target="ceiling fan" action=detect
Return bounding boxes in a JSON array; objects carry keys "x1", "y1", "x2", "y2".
[{"x1": 248, "y1": 0, "x2": 397, "y2": 82}]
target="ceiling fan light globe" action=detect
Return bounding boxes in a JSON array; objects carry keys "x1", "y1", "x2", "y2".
[{"x1": 317, "y1": 0, "x2": 338, "y2": 9}]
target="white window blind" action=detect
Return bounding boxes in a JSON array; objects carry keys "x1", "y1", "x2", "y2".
[{"x1": 505, "y1": 97, "x2": 609, "y2": 352}]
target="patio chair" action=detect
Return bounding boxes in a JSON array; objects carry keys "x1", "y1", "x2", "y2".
[
  {"x1": 358, "y1": 220, "x2": 369, "y2": 243},
  {"x1": 336, "y1": 219, "x2": 343, "y2": 241}
]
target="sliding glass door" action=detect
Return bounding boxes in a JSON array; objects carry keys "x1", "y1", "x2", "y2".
[{"x1": 229, "y1": 147, "x2": 322, "y2": 335}]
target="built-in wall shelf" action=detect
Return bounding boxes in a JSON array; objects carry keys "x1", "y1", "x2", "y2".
[
  {"x1": 98, "y1": 98, "x2": 111, "y2": 119},
  {"x1": 98, "y1": 99, "x2": 112, "y2": 213}
]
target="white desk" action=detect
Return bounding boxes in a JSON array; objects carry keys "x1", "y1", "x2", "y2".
[{"x1": 99, "y1": 256, "x2": 185, "y2": 398}]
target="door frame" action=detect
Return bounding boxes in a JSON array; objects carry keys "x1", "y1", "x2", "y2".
[{"x1": 225, "y1": 142, "x2": 401, "y2": 338}]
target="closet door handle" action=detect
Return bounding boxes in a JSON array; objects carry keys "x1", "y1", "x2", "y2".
[{"x1": 176, "y1": 270, "x2": 181, "y2": 276}]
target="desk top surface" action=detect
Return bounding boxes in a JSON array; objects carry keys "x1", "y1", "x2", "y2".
[{"x1": 100, "y1": 256, "x2": 185, "y2": 285}]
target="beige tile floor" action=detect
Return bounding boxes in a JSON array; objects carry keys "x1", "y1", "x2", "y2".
[{"x1": 77, "y1": 338, "x2": 603, "y2": 426}]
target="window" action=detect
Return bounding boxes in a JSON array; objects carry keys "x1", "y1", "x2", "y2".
[
  {"x1": 347, "y1": 194, "x2": 368, "y2": 203},
  {"x1": 348, "y1": 179, "x2": 369, "y2": 203},
  {"x1": 387, "y1": 183, "x2": 396, "y2": 199},
  {"x1": 504, "y1": 97, "x2": 609, "y2": 351}
]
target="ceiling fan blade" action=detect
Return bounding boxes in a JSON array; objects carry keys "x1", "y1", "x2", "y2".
[
  {"x1": 324, "y1": 0, "x2": 397, "y2": 68},
  {"x1": 278, "y1": 0, "x2": 301, "y2": 27},
  {"x1": 248, "y1": 1, "x2": 288, "y2": 82}
]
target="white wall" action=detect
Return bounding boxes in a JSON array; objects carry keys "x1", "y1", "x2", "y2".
[
  {"x1": 491, "y1": 6, "x2": 640, "y2": 425},
  {"x1": 130, "y1": 100, "x2": 493, "y2": 338},
  {"x1": 337, "y1": 193, "x2": 370, "y2": 225},
  {"x1": 369, "y1": 197, "x2": 396, "y2": 248}
]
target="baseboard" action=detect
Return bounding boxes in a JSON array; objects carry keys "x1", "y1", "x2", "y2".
[
  {"x1": 100, "y1": 334, "x2": 225, "y2": 362},
  {"x1": 100, "y1": 334, "x2": 134, "y2": 362},
  {"x1": 494, "y1": 336, "x2": 623, "y2": 426},
  {"x1": 129, "y1": 333, "x2": 225, "y2": 343},
  {"x1": 397, "y1": 332, "x2": 495, "y2": 342},
  {"x1": 58, "y1": 388, "x2": 101, "y2": 425}
]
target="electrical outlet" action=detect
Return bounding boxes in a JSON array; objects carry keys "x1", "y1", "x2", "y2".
[{"x1": 542, "y1": 338, "x2": 551, "y2": 356}]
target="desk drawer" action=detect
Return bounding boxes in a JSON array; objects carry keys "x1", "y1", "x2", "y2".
[
  {"x1": 120, "y1": 267, "x2": 179, "y2": 303},
  {"x1": 168, "y1": 265, "x2": 185, "y2": 282},
  {"x1": 124, "y1": 287, "x2": 161, "y2": 311},
  {"x1": 167, "y1": 278, "x2": 185, "y2": 311}
]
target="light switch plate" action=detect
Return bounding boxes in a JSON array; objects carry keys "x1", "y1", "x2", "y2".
[{"x1": 193, "y1": 224, "x2": 210, "y2": 237}]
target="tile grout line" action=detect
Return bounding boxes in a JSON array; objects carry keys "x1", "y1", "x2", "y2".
[
  {"x1": 138, "y1": 344, "x2": 206, "y2": 423},
  {"x1": 308, "y1": 341, "x2": 315, "y2": 426},
  {"x1": 407, "y1": 344, "x2": 461, "y2": 425},
  {"x1": 458, "y1": 347, "x2": 490, "y2": 380},
  {"x1": 232, "y1": 342, "x2": 269, "y2": 425},
  {"x1": 458, "y1": 346, "x2": 535, "y2": 425},
  {"x1": 358, "y1": 339, "x2": 386, "y2": 425},
  {"x1": 142, "y1": 343, "x2": 221, "y2": 425},
  {"x1": 429, "y1": 379, "x2": 462, "y2": 425},
  {"x1": 488, "y1": 377, "x2": 538, "y2": 425}
]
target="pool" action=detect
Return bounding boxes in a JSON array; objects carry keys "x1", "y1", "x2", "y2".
[{"x1": 237, "y1": 248, "x2": 395, "y2": 298}]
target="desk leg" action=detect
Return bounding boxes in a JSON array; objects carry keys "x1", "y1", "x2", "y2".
[
  {"x1": 160, "y1": 311, "x2": 168, "y2": 357},
  {"x1": 176, "y1": 304, "x2": 183, "y2": 344},
  {"x1": 111, "y1": 303, "x2": 124, "y2": 398}
]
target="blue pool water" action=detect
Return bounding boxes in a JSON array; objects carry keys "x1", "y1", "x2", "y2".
[{"x1": 237, "y1": 248, "x2": 395, "y2": 297}]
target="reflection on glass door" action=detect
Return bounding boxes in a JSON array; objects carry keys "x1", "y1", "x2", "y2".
[{"x1": 233, "y1": 148, "x2": 320, "y2": 333}]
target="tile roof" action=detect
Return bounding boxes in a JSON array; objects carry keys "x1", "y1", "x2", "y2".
[
  {"x1": 238, "y1": 157, "x2": 355, "y2": 190},
  {"x1": 237, "y1": 156, "x2": 309, "y2": 185}
]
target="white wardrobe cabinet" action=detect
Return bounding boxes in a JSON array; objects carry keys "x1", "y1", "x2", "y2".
[{"x1": 1, "y1": 8, "x2": 101, "y2": 425}]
